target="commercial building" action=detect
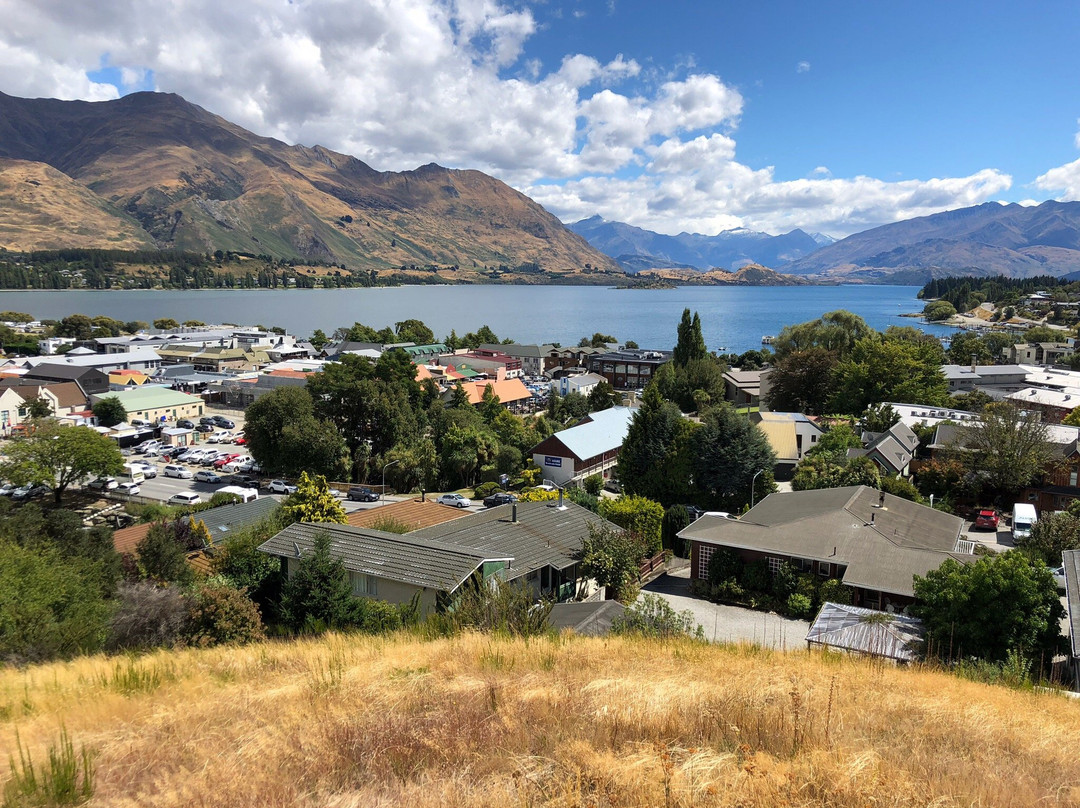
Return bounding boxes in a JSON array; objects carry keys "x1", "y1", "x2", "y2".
[
  {"x1": 89, "y1": 386, "x2": 205, "y2": 424},
  {"x1": 586, "y1": 349, "x2": 672, "y2": 390}
]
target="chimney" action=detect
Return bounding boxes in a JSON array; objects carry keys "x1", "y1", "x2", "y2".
[
  {"x1": 511, "y1": 503, "x2": 518, "y2": 523},
  {"x1": 878, "y1": 491, "x2": 885, "y2": 508},
  {"x1": 558, "y1": 488, "x2": 564, "y2": 509},
  {"x1": 970, "y1": 353, "x2": 977, "y2": 372},
  {"x1": 870, "y1": 513, "x2": 875, "y2": 526}
]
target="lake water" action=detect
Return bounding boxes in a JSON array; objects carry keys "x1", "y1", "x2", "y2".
[{"x1": 0, "y1": 285, "x2": 950, "y2": 354}]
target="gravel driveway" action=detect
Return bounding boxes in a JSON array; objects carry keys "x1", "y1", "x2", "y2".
[{"x1": 641, "y1": 565, "x2": 811, "y2": 651}]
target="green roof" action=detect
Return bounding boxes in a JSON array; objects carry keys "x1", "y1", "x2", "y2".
[{"x1": 90, "y1": 386, "x2": 203, "y2": 410}]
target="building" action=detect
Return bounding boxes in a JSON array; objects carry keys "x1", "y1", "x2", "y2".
[
  {"x1": 441, "y1": 377, "x2": 533, "y2": 410},
  {"x1": 25, "y1": 348, "x2": 162, "y2": 374},
  {"x1": 1004, "y1": 387, "x2": 1080, "y2": 424},
  {"x1": 939, "y1": 364, "x2": 1030, "y2": 395},
  {"x1": 0, "y1": 382, "x2": 89, "y2": 435},
  {"x1": 1007, "y1": 342, "x2": 1076, "y2": 366},
  {"x1": 680, "y1": 486, "x2": 973, "y2": 611},
  {"x1": 586, "y1": 349, "x2": 672, "y2": 391},
  {"x1": 89, "y1": 386, "x2": 205, "y2": 424},
  {"x1": 550, "y1": 372, "x2": 607, "y2": 398},
  {"x1": 22, "y1": 364, "x2": 109, "y2": 397},
  {"x1": 446, "y1": 349, "x2": 523, "y2": 379},
  {"x1": 847, "y1": 421, "x2": 920, "y2": 477},
  {"x1": 724, "y1": 369, "x2": 762, "y2": 408},
  {"x1": 1063, "y1": 549, "x2": 1080, "y2": 690},
  {"x1": 478, "y1": 343, "x2": 553, "y2": 377},
  {"x1": 530, "y1": 406, "x2": 636, "y2": 487},
  {"x1": 260, "y1": 501, "x2": 609, "y2": 614},
  {"x1": 805, "y1": 602, "x2": 924, "y2": 663},
  {"x1": 749, "y1": 412, "x2": 823, "y2": 472}
]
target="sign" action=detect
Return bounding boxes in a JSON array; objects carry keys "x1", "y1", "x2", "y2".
[{"x1": 544, "y1": 456, "x2": 562, "y2": 467}]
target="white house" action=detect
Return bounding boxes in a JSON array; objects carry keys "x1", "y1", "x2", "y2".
[{"x1": 529, "y1": 406, "x2": 636, "y2": 487}]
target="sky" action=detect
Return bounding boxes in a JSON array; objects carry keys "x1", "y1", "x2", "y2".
[{"x1": 3, "y1": 0, "x2": 1080, "y2": 238}]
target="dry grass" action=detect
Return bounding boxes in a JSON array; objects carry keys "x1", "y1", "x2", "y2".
[{"x1": 3, "y1": 633, "x2": 1080, "y2": 807}]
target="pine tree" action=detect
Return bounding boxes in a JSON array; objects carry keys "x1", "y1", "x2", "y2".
[
  {"x1": 672, "y1": 308, "x2": 706, "y2": 366},
  {"x1": 280, "y1": 532, "x2": 355, "y2": 631}
]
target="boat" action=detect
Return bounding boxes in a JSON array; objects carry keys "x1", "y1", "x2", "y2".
[{"x1": 761, "y1": 335, "x2": 774, "y2": 345}]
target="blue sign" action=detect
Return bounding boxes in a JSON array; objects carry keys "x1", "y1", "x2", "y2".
[{"x1": 544, "y1": 456, "x2": 562, "y2": 467}]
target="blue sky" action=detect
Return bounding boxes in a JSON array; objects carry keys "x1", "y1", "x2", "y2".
[{"x1": 4, "y1": 0, "x2": 1080, "y2": 236}]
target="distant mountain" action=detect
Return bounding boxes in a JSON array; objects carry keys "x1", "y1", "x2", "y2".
[
  {"x1": 0, "y1": 91, "x2": 621, "y2": 281},
  {"x1": 637, "y1": 263, "x2": 810, "y2": 286},
  {"x1": 567, "y1": 215, "x2": 831, "y2": 272},
  {"x1": 783, "y1": 200, "x2": 1080, "y2": 282}
]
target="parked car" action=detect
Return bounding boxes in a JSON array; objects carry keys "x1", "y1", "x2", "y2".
[
  {"x1": 212, "y1": 415, "x2": 236, "y2": 429},
  {"x1": 177, "y1": 419, "x2": 196, "y2": 429},
  {"x1": 13, "y1": 484, "x2": 49, "y2": 500},
  {"x1": 87, "y1": 477, "x2": 118, "y2": 491},
  {"x1": 199, "y1": 416, "x2": 216, "y2": 425},
  {"x1": 116, "y1": 481, "x2": 141, "y2": 496},
  {"x1": 974, "y1": 509, "x2": 1000, "y2": 530},
  {"x1": 130, "y1": 418, "x2": 151, "y2": 427},
  {"x1": 167, "y1": 492, "x2": 201, "y2": 506},
  {"x1": 0, "y1": 483, "x2": 16, "y2": 496},
  {"x1": 134, "y1": 440, "x2": 160, "y2": 455},
  {"x1": 194, "y1": 424, "x2": 215, "y2": 433},
  {"x1": 163, "y1": 464, "x2": 193, "y2": 479},
  {"x1": 194, "y1": 470, "x2": 223, "y2": 484},
  {"x1": 177, "y1": 449, "x2": 204, "y2": 463},
  {"x1": 199, "y1": 452, "x2": 223, "y2": 466},
  {"x1": 681, "y1": 504, "x2": 706, "y2": 522},
  {"x1": 483, "y1": 492, "x2": 517, "y2": 508},
  {"x1": 437, "y1": 493, "x2": 472, "y2": 508},
  {"x1": 234, "y1": 436, "x2": 247, "y2": 445},
  {"x1": 1051, "y1": 565, "x2": 1067, "y2": 593},
  {"x1": 230, "y1": 474, "x2": 259, "y2": 486},
  {"x1": 136, "y1": 463, "x2": 158, "y2": 479},
  {"x1": 267, "y1": 479, "x2": 297, "y2": 495},
  {"x1": 213, "y1": 453, "x2": 241, "y2": 469},
  {"x1": 347, "y1": 486, "x2": 379, "y2": 502}
]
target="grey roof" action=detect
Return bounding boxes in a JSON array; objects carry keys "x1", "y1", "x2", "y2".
[
  {"x1": 411, "y1": 500, "x2": 610, "y2": 581},
  {"x1": 24, "y1": 363, "x2": 106, "y2": 380},
  {"x1": 679, "y1": 486, "x2": 970, "y2": 598},
  {"x1": 806, "y1": 602, "x2": 924, "y2": 662},
  {"x1": 548, "y1": 601, "x2": 626, "y2": 635},
  {"x1": 1064, "y1": 549, "x2": 1080, "y2": 659},
  {"x1": 478, "y1": 343, "x2": 552, "y2": 359},
  {"x1": 201, "y1": 497, "x2": 281, "y2": 543},
  {"x1": 258, "y1": 521, "x2": 509, "y2": 592}
]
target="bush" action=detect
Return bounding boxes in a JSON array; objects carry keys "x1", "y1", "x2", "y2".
[
  {"x1": 185, "y1": 581, "x2": 265, "y2": 647},
  {"x1": 771, "y1": 561, "x2": 799, "y2": 601},
  {"x1": 598, "y1": 495, "x2": 664, "y2": 555},
  {"x1": 437, "y1": 579, "x2": 553, "y2": 637},
  {"x1": 107, "y1": 581, "x2": 189, "y2": 652},
  {"x1": 818, "y1": 577, "x2": 854, "y2": 606},
  {"x1": 785, "y1": 593, "x2": 814, "y2": 619},
  {"x1": 566, "y1": 487, "x2": 598, "y2": 512},
  {"x1": 739, "y1": 559, "x2": 771, "y2": 594},
  {"x1": 583, "y1": 474, "x2": 603, "y2": 496},
  {"x1": 612, "y1": 593, "x2": 704, "y2": 639},
  {"x1": 349, "y1": 596, "x2": 413, "y2": 633},
  {"x1": 473, "y1": 481, "x2": 501, "y2": 499},
  {"x1": 662, "y1": 504, "x2": 691, "y2": 555},
  {"x1": 706, "y1": 546, "x2": 743, "y2": 586},
  {"x1": 209, "y1": 492, "x2": 243, "y2": 506},
  {"x1": 711, "y1": 579, "x2": 746, "y2": 602}
]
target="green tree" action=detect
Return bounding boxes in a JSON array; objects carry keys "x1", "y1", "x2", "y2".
[
  {"x1": 953, "y1": 402, "x2": 1057, "y2": 498},
  {"x1": 808, "y1": 423, "x2": 862, "y2": 457},
  {"x1": 829, "y1": 334, "x2": 948, "y2": 414},
  {"x1": 950, "y1": 389, "x2": 994, "y2": 413},
  {"x1": 394, "y1": 318, "x2": 435, "y2": 344},
  {"x1": 0, "y1": 540, "x2": 112, "y2": 661},
  {"x1": 577, "y1": 523, "x2": 647, "y2": 603},
  {"x1": 763, "y1": 347, "x2": 838, "y2": 415},
  {"x1": 448, "y1": 381, "x2": 471, "y2": 409},
  {"x1": 662, "y1": 504, "x2": 691, "y2": 555},
  {"x1": 24, "y1": 397, "x2": 52, "y2": 419},
  {"x1": 771, "y1": 310, "x2": 872, "y2": 359},
  {"x1": 281, "y1": 471, "x2": 348, "y2": 525},
  {"x1": 912, "y1": 550, "x2": 1064, "y2": 663},
  {"x1": 279, "y1": 532, "x2": 355, "y2": 631},
  {"x1": 310, "y1": 328, "x2": 329, "y2": 350},
  {"x1": 690, "y1": 405, "x2": 777, "y2": 510},
  {"x1": 53, "y1": 314, "x2": 95, "y2": 339},
  {"x1": 598, "y1": 494, "x2": 665, "y2": 555},
  {"x1": 616, "y1": 384, "x2": 696, "y2": 506},
  {"x1": 153, "y1": 318, "x2": 180, "y2": 330},
  {"x1": 1, "y1": 422, "x2": 123, "y2": 504},
  {"x1": 587, "y1": 380, "x2": 620, "y2": 411},
  {"x1": 244, "y1": 386, "x2": 348, "y2": 479},
  {"x1": 672, "y1": 308, "x2": 707, "y2": 367},
  {"x1": 923, "y1": 300, "x2": 957, "y2": 321},
  {"x1": 135, "y1": 522, "x2": 196, "y2": 586},
  {"x1": 860, "y1": 403, "x2": 900, "y2": 433},
  {"x1": 1020, "y1": 510, "x2": 1080, "y2": 566},
  {"x1": 92, "y1": 395, "x2": 127, "y2": 427},
  {"x1": 612, "y1": 593, "x2": 703, "y2": 639},
  {"x1": 185, "y1": 581, "x2": 265, "y2": 647}
]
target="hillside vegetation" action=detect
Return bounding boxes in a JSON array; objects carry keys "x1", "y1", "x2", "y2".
[{"x1": 3, "y1": 632, "x2": 1079, "y2": 807}]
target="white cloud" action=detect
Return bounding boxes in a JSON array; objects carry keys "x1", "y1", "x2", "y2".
[
  {"x1": 1035, "y1": 158, "x2": 1080, "y2": 201},
  {"x1": 1075, "y1": 118, "x2": 1080, "y2": 150},
  {"x1": 0, "y1": 0, "x2": 1017, "y2": 237},
  {"x1": 796, "y1": 61, "x2": 810, "y2": 73}
]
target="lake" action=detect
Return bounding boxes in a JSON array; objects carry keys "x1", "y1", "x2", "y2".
[{"x1": 0, "y1": 284, "x2": 950, "y2": 354}]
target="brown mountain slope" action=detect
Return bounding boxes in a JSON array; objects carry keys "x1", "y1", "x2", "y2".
[
  {"x1": 0, "y1": 91, "x2": 621, "y2": 278},
  {"x1": 0, "y1": 158, "x2": 156, "y2": 251},
  {"x1": 638, "y1": 263, "x2": 808, "y2": 285}
]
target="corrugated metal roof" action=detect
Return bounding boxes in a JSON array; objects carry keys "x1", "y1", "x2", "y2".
[
  {"x1": 757, "y1": 420, "x2": 798, "y2": 463},
  {"x1": 346, "y1": 499, "x2": 468, "y2": 531},
  {"x1": 1064, "y1": 549, "x2": 1080, "y2": 659},
  {"x1": 548, "y1": 601, "x2": 625, "y2": 635},
  {"x1": 258, "y1": 522, "x2": 510, "y2": 592},
  {"x1": 538, "y1": 407, "x2": 635, "y2": 462},
  {"x1": 806, "y1": 602, "x2": 924, "y2": 662}
]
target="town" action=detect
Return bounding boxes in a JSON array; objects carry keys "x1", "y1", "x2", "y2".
[{"x1": 2, "y1": 302, "x2": 1080, "y2": 693}]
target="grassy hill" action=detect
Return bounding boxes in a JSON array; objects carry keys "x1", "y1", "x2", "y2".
[{"x1": 3, "y1": 631, "x2": 1079, "y2": 807}]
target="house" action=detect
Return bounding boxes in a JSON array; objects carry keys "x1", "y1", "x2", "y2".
[
  {"x1": 24, "y1": 348, "x2": 162, "y2": 374},
  {"x1": 478, "y1": 343, "x2": 554, "y2": 377},
  {"x1": 550, "y1": 372, "x2": 607, "y2": 398},
  {"x1": 22, "y1": 364, "x2": 109, "y2": 397},
  {"x1": 89, "y1": 386, "x2": 205, "y2": 424},
  {"x1": 806, "y1": 602, "x2": 924, "y2": 663},
  {"x1": 258, "y1": 501, "x2": 610, "y2": 613},
  {"x1": 680, "y1": 486, "x2": 973, "y2": 611},
  {"x1": 846, "y1": 421, "x2": 920, "y2": 477},
  {"x1": 939, "y1": 363, "x2": 1030, "y2": 395},
  {"x1": 445, "y1": 349, "x2": 524, "y2": 379},
  {"x1": 441, "y1": 377, "x2": 533, "y2": 410},
  {"x1": 109, "y1": 369, "x2": 150, "y2": 388},
  {"x1": 530, "y1": 406, "x2": 636, "y2": 487},
  {"x1": 345, "y1": 498, "x2": 469, "y2": 531},
  {"x1": 749, "y1": 412, "x2": 823, "y2": 472},
  {"x1": 1005, "y1": 387, "x2": 1080, "y2": 423},
  {"x1": 587, "y1": 349, "x2": 672, "y2": 391},
  {"x1": 0, "y1": 381, "x2": 89, "y2": 434},
  {"x1": 723, "y1": 369, "x2": 762, "y2": 408},
  {"x1": 1007, "y1": 342, "x2": 1076, "y2": 366}
]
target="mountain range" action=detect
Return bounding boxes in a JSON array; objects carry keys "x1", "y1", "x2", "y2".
[
  {"x1": 567, "y1": 215, "x2": 832, "y2": 272},
  {"x1": 0, "y1": 91, "x2": 620, "y2": 282}
]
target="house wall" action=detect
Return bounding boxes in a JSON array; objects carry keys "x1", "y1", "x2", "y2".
[
  {"x1": 125, "y1": 399, "x2": 205, "y2": 423},
  {"x1": 284, "y1": 557, "x2": 441, "y2": 614}
]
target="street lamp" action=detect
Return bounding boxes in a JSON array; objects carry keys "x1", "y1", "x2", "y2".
[
  {"x1": 381, "y1": 459, "x2": 400, "y2": 502},
  {"x1": 750, "y1": 468, "x2": 765, "y2": 509}
]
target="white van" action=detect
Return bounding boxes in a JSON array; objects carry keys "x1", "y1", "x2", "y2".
[
  {"x1": 218, "y1": 485, "x2": 258, "y2": 503},
  {"x1": 1012, "y1": 503, "x2": 1037, "y2": 541},
  {"x1": 121, "y1": 463, "x2": 146, "y2": 484}
]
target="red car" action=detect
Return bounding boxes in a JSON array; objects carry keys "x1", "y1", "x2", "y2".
[
  {"x1": 213, "y1": 453, "x2": 241, "y2": 469},
  {"x1": 974, "y1": 509, "x2": 1000, "y2": 530}
]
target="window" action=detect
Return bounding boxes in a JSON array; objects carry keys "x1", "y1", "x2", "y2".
[
  {"x1": 639, "y1": 365, "x2": 651, "y2": 376},
  {"x1": 350, "y1": 572, "x2": 377, "y2": 597},
  {"x1": 818, "y1": 562, "x2": 831, "y2": 577},
  {"x1": 697, "y1": 544, "x2": 714, "y2": 579},
  {"x1": 1071, "y1": 469, "x2": 1078, "y2": 488}
]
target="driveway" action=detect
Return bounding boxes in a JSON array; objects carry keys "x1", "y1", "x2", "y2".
[{"x1": 641, "y1": 564, "x2": 811, "y2": 651}]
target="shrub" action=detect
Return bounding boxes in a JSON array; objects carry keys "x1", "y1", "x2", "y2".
[
  {"x1": 612, "y1": 593, "x2": 704, "y2": 639},
  {"x1": 3, "y1": 727, "x2": 94, "y2": 807},
  {"x1": 706, "y1": 546, "x2": 743, "y2": 586},
  {"x1": 438, "y1": 579, "x2": 553, "y2": 637},
  {"x1": 279, "y1": 533, "x2": 354, "y2": 632},
  {"x1": 771, "y1": 561, "x2": 799, "y2": 601},
  {"x1": 185, "y1": 581, "x2": 265, "y2": 647},
  {"x1": 349, "y1": 596, "x2": 411, "y2": 633},
  {"x1": 598, "y1": 495, "x2": 664, "y2": 555},
  {"x1": 369, "y1": 516, "x2": 416, "y2": 534},
  {"x1": 662, "y1": 504, "x2": 691, "y2": 555},
  {"x1": 786, "y1": 593, "x2": 814, "y2": 619},
  {"x1": 818, "y1": 577, "x2": 854, "y2": 606},
  {"x1": 106, "y1": 581, "x2": 189, "y2": 652},
  {"x1": 209, "y1": 492, "x2": 243, "y2": 507},
  {"x1": 583, "y1": 474, "x2": 603, "y2": 496},
  {"x1": 566, "y1": 487, "x2": 598, "y2": 512},
  {"x1": 739, "y1": 559, "x2": 771, "y2": 594},
  {"x1": 473, "y1": 481, "x2": 501, "y2": 499},
  {"x1": 711, "y1": 579, "x2": 745, "y2": 602}
]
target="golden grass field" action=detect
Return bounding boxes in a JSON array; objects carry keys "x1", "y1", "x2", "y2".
[{"x1": 3, "y1": 631, "x2": 1080, "y2": 807}]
